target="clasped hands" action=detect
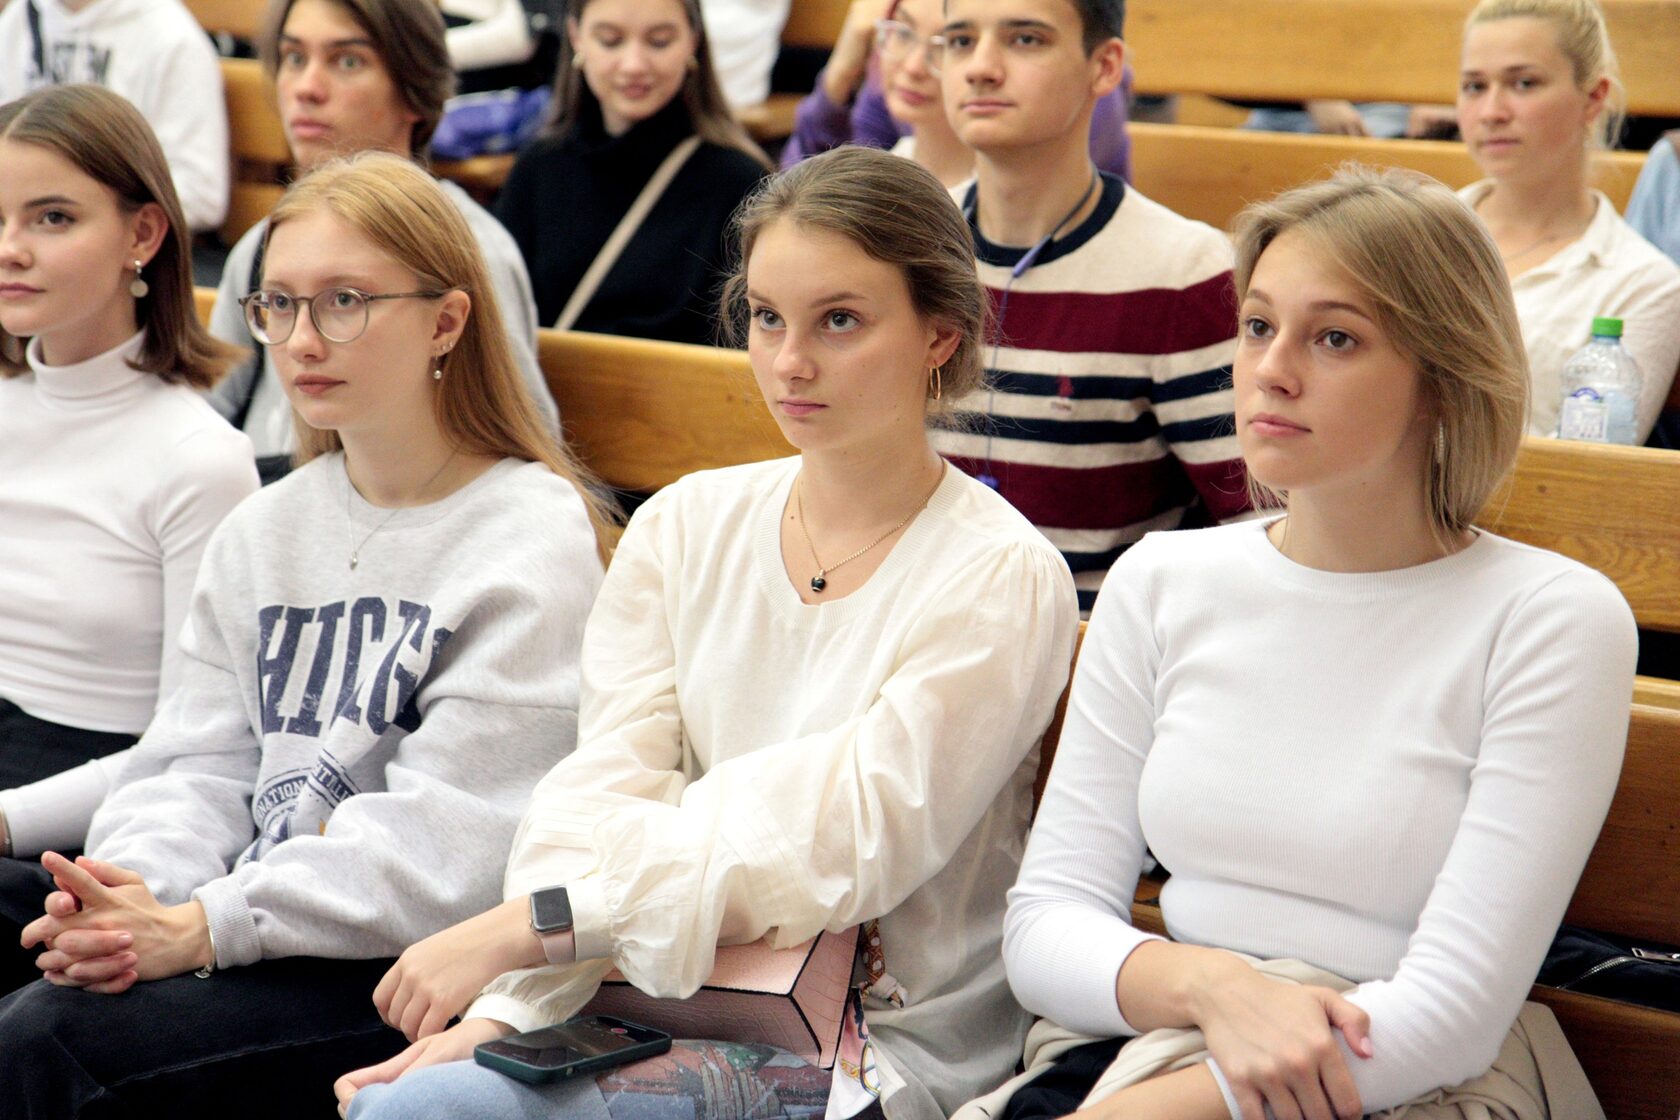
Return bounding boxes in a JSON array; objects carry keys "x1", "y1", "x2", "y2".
[{"x1": 19, "y1": 850, "x2": 211, "y2": 994}]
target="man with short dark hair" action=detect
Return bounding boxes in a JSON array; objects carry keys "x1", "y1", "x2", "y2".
[{"x1": 930, "y1": 0, "x2": 1250, "y2": 613}]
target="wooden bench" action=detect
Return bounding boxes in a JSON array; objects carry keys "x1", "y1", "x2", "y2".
[
  {"x1": 185, "y1": 0, "x2": 265, "y2": 44},
  {"x1": 1126, "y1": 0, "x2": 1680, "y2": 117},
  {"x1": 1129, "y1": 122, "x2": 1647, "y2": 234},
  {"x1": 220, "y1": 57, "x2": 290, "y2": 245},
  {"x1": 738, "y1": 0, "x2": 849, "y2": 142}
]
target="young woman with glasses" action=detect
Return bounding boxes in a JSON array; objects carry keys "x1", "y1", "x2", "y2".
[{"x1": 0, "y1": 151, "x2": 612, "y2": 1118}]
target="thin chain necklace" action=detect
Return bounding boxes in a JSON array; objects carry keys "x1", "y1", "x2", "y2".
[
  {"x1": 1501, "y1": 225, "x2": 1582, "y2": 264},
  {"x1": 345, "y1": 448, "x2": 459, "y2": 570},
  {"x1": 795, "y1": 463, "x2": 945, "y2": 594}
]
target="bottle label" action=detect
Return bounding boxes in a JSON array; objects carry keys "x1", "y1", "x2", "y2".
[{"x1": 1560, "y1": 388, "x2": 1608, "y2": 441}]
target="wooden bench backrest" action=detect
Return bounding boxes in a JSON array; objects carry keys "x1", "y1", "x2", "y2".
[
  {"x1": 186, "y1": 0, "x2": 265, "y2": 42},
  {"x1": 1126, "y1": 0, "x2": 1680, "y2": 116},
  {"x1": 220, "y1": 57, "x2": 290, "y2": 245},
  {"x1": 1129, "y1": 122, "x2": 1645, "y2": 234},
  {"x1": 537, "y1": 329, "x2": 793, "y2": 493},
  {"x1": 781, "y1": 0, "x2": 849, "y2": 50},
  {"x1": 1480, "y1": 439, "x2": 1680, "y2": 636}
]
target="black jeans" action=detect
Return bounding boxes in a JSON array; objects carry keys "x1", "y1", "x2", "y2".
[
  {"x1": 0, "y1": 860, "x2": 407, "y2": 1119},
  {"x1": 0, "y1": 697, "x2": 134, "y2": 790}
]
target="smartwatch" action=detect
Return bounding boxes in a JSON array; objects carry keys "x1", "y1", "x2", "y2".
[{"x1": 529, "y1": 885, "x2": 576, "y2": 966}]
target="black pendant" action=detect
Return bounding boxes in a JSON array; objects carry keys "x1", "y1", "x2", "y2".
[{"x1": 810, "y1": 574, "x2": 827, "y2": 593}]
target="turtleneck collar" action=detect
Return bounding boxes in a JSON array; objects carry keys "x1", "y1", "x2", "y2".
[
  {"x1": 571, "y1": 93, "x2": 695, "y2": 162},
  {"x1": 26, "y1": 329, "x2": 152, "y2": 411}
]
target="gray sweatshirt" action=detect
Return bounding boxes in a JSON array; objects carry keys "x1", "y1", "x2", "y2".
[
  {"x1": 85, "y1": 454, "x2": 603, "y2": 968},
  {"x1": 206, "y1": 180, "x2": 558, "y2": 458}
]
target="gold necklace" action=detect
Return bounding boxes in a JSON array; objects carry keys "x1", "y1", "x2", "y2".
[{"x1": 795, "y1": 464, "x2": 945, "y2": 594}]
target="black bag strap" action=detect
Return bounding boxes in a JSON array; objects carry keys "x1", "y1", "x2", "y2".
[
  {"x1": 229, "y1": 230, "x2": 269, "y2": 433},
  {"x1": 25, "y1": 0, "x2": 46, "y2": 82}
]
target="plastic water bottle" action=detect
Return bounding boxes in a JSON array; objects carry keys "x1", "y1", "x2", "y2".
[{"x1": 1558, "y1": 317, "x2": 1642, "y2": 445}]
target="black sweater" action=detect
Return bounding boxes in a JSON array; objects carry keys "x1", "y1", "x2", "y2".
[{"x1": 495, "y1": 99, "x2": 767, "y2": 346}]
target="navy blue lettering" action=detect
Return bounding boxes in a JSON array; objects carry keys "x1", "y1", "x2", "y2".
[
  {"x1": 284, "y1": 601, "x2": 344, "y2": 737},
  {"x1": 333, "y1": 597, "x2": 386, "y2": 727},
  {"x1": 256, "y1": 605, "x2": 310, "y2": 734},
  {"x1": 367, "y1": 602, "x2": 428, "y2": 735},
  {"x1": 394, "y1": 627, "x2": 453, "y2": 732}
]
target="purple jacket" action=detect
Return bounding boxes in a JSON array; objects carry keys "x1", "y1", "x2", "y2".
[{"x1": 781, "y1": 64, "x2": 1133, "y2": 181}]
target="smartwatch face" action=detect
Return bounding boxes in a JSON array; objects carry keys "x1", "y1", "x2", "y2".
[{"x1": 531, "y1": 888, "x2": 573, "y2": 934}]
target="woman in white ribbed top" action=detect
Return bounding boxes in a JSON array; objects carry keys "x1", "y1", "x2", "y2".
[
  {"x1": 336, "y1": 146, "x2": 1079, "y2": 1120},
  {"x1": 1000, "y1": 168, "x2": 1636, "y2": 1120},
  {"x1": 0, "y1": 86, "x2": 257, "y2": 857}
]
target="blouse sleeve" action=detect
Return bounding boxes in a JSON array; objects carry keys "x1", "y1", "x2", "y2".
[
  {"x1": 1337, "y1": 567, "x2": 1635, "y2": 1110},
  {"x1": 467, "y1": 497, "x2": 1078, "y2": 1032},
  {"x1": 1002, "y1": 541, "x2": 1165, "y2": 1037}
]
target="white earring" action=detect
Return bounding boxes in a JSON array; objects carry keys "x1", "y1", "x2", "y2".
[{"x1": 129, "y1": 259, "x2": 148, "y2": 299}]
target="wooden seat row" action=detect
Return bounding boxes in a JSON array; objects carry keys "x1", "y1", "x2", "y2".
[{"x1": 1126, "y1": 0, "x2": 1680, "y2": 117}]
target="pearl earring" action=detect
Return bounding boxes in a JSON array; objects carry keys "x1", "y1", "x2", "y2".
[{"x1": 129, "y1": 259, "x2": 149, "y2": 299}]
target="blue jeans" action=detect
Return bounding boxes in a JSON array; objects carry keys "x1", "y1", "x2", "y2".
[{"x1": 349, "y1": 1040, "x2": 845, "y2": 1120}]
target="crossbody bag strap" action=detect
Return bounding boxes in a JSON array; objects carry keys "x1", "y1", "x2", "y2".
[{"x1": 553, "y1": 134, "x2": 703, "y2": 332}]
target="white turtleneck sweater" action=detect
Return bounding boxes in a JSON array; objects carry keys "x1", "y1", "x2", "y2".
[{"x1": 0, "y1": 334, "x2": 257, "y2": 844}]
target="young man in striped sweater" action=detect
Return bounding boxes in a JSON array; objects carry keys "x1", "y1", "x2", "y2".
[{"x1": 930, "y1": 0, "x2": 1250, "y2": 612}]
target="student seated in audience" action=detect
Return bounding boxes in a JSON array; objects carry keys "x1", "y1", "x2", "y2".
[
  {"x1": 494, "y1": 0, "x2": 771, "y2": 346},
  {"x1": 781, "y1": 0, "x2": 1133, "y2": 183},
  {"x1": 0, "y1": 152, "x2": 608, "y2": 1116},
  {"x1": 927, "y1": 0, "x2": 1249, "y2": 615},
  {"x1": 333, "y1": 145, "x2": 1079, "y2": 1120},
  {"x1": 985, "y1": 166, "x2": 1635, "y2": 1120},
  {"x1": 0, "y1": 85, "x2": 257, "y2": 862},
  {"x1": 1457, "y1": 0, "x2": 1680, "y2": 442},
  {"x1": 208, "y1": 0, "x2": 556, "y2": 485},
  {"x1": 0, "y1": 0, "x2": 230, "y2": 233}
]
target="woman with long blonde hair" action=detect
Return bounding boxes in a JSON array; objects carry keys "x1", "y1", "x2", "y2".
[
  {"x1": 0, "y1": 151, "x2": 609, "y2": 1117},
  {"x1": 984, "y1": 167, "x2": 1634, "y2": 1120},
  {"x1": 1457, "y1": 0, "x2": 1680, "y2": 441}
]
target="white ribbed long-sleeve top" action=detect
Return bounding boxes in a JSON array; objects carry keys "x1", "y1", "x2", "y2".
[{"x1": 1005, "y1": 520, "x2": 1636, "y2": 1114}]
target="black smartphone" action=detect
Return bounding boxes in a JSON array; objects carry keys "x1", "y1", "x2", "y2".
[{"x1": 474, "y1": 1015, "x2": 672, "y2": 1084}]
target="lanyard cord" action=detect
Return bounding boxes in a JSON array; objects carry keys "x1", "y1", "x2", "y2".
[{"x1": 967, "y1": 167, "x2": 1102, "y2": 489}]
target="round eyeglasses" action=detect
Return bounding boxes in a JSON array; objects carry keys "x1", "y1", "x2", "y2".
[
  {"x1": 238, "y1": 286, "x2": 448, "y2": 345},
  {"x1": 874, "y1": 19, "x2": 943, "y2": 74}
]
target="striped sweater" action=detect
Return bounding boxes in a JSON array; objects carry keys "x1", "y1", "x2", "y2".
[{"x1": 932, "y1": 175, "x2": 1251, "y2": 612}]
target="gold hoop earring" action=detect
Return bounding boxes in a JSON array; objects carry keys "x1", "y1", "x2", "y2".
[
  {"x1": 129, "y1": 259, "x2": 149, "y2": 299},
  {"x1": 929, "y1": 365, "x2": 943, "y2": 401}
]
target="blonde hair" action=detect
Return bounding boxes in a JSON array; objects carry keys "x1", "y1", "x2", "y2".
[
  {"x1": 0, "y1": 86, "x2": 240, "y2": 384},
  {"x1": 264, "y1": 152, "x2": 616, "y2": 557},
  {"x1": 1231, "y1": 166, "x2": 1530, "y2": 539},
  {"x1": 1466, "y1": 0, "x2": 1624, "y2": 149},
  {"x1": 719, "y1": 146, "x2": 988, "y2": 419}
]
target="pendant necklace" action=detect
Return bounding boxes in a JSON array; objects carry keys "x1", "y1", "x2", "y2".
[
  {"x1": 796, "y1": 463, "x2": 945, "y2": 594},
  {"x1": 345, "y1": 448, "x2": 459, "y2": 570}
]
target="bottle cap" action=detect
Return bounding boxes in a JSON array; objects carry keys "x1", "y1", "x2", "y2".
[{"x1": 1590, "y1": 316, "x2": 1624, "y2": 337}]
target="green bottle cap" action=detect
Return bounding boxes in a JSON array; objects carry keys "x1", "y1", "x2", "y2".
[{"x1": 1590, "y1": 316, "x2": 1624, "y2": 337}]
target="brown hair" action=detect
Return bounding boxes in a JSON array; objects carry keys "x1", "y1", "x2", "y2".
[
  {"x1": 0, "y1": 85, "x2": 240, "y2": 385},
  {"x1": 545, "y1": 0, "x2": 771, "y2": 169},
  {"x1": 266, "y1": 152, "x2": 617, "y2": 556},
  {"x1": 259, "y1": 0, "x2": 454, "y2": 158},
  {"x1": 1465, "y1": 0, "x2": 1624, "y2": 149},
  {"x1": 1231, "y1": 165, "x2": 1530, "y2": 539},
  {"x1": 720, "y1": 146, "x2": 987, "y2": 418}
]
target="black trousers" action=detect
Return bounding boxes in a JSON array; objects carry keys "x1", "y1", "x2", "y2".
[
  {"x1": 0, "y1": 860, "x2": 407, "y2": 1120},
  {"x1": 0, "y1": 697, "x2": 134, "y2": 790},
  {"x1": 999, "y1": 1037, "x2": 1129, "y2": 1120}
]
